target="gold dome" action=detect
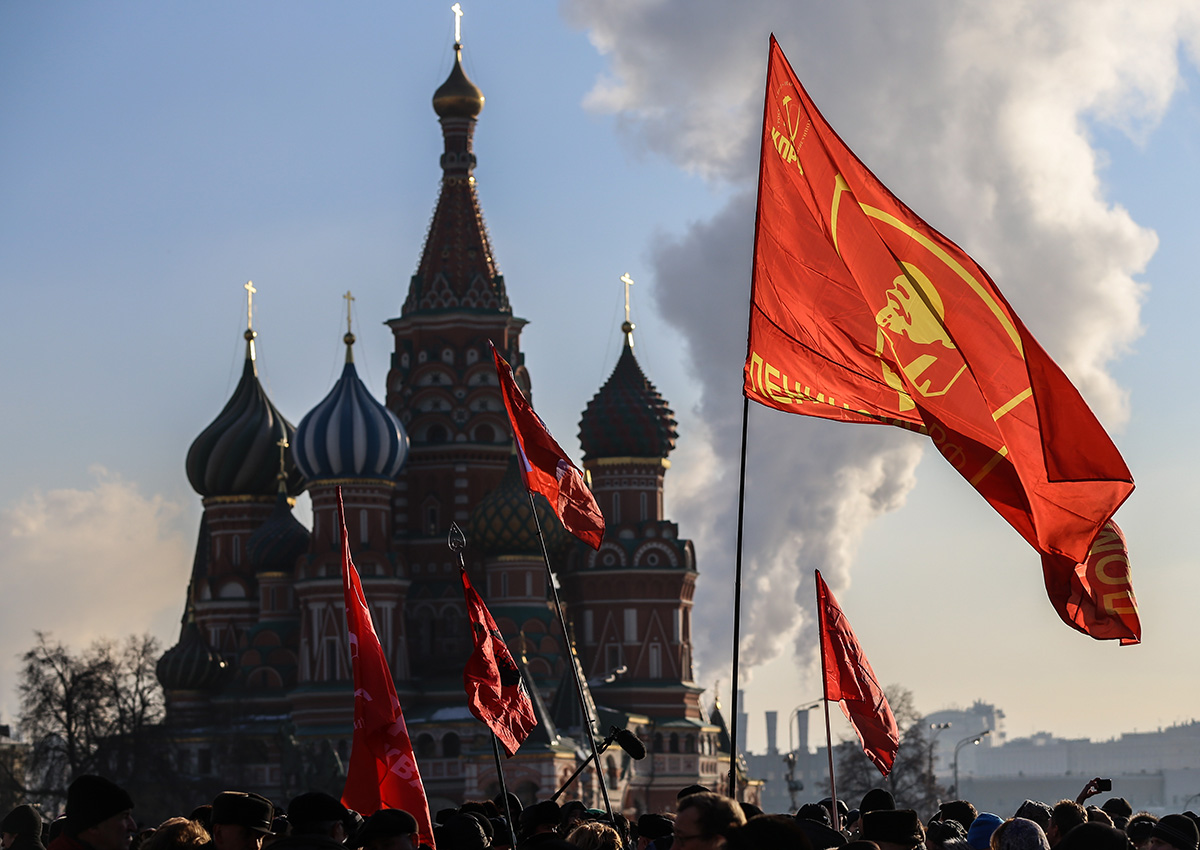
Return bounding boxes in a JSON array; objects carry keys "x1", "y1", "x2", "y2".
[{"x1": 433, "y1": 45, "x2": 484, "y2": 118}]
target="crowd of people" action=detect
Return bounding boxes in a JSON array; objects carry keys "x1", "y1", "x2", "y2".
[{"x1": 3, "y1": 774, "x2": 1198, "y2": 850}]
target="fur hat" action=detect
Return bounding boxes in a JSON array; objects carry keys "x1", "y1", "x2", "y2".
[
  {"x1": 638, "y1": 815, "x2": 674, "y2": 842},
  {"x1": 1, "y1": 805, "x2": 42, "y2": 838},
  {"x1": 286, "y1": 793, "x2": 348, "y2": 831},
  {"x1": 350, "y1": 809, "x2": 419, "y2": 848},
  {"x1": 861, "y1": 810, "x2": 923, "y2": 849},
  {"x1": 211, "y1": 792, "x2": 274, "y2": 835},
  {"x1": 65, "y1": 776, "x2": 134, "y2": 832},
  {"x1": 1153, "y1": 814, "x2": 1200, "y2": 850},
  {"x1": 859, "y1": 790, "x2": 895, "y2": 814}
]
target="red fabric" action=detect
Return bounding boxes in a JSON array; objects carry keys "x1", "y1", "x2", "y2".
[
  {"x1": 746, "y1": 37, "x2": 1137, "y2": 640},
  {"x1": 337, "y1": 488, "x2": 435, "y2": 847},
  {"x1": 462, "y1": 567, "x2": 538, "y2": 755},
  {"x1": 815, "y1": 570, "x2": 898, "y2": 777},
  {"x1": 492, "y1": 343, "x2": 605, "y2": 549},
  {"x1": 1042, "y1": 520, "x2": 1141, "y2": 645}
]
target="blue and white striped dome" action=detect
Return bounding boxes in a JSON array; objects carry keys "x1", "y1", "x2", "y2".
[{"x1": 293, "y1": 355, "x2": 409, "y2": 481}]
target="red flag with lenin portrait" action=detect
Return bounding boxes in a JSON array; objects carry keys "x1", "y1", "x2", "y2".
[
  {"x1": 461, "y1": 567, "x2": 537, "y2": 756},
  {"x1": 337, "y1": 488, "x2": 435, "y2": 847},
  {"x1": 491, "y1": 343, "x2": 605, "y2": 549},
  {"x1": 745, "y1": 37, "x2": 1139, "y2": 643},
  {"x1": 815, "y1": 570, "x2": 898, "y2": 776}
]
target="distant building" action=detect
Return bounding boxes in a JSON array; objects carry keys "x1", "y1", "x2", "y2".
[{"x1": 155, "y1": 33, "x2": 724, "y2": 814}]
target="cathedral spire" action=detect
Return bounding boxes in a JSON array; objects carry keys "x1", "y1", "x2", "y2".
[{"x1": 402, "y1": 34, "x2": 510, "y2": 316}]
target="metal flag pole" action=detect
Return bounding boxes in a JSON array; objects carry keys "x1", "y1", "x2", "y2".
[
  {"x1": 525, "y1": 491, "x2": 614, "y2": 820},
  {"x1": 814, "y1": 570, "x2": 839, "y2": 828},
  {"x1": 448, "y1": 523, "x2": 518, "y2": 832},
  {"x1": 727, "y1": 395, "x2": 750, "y2": 798}
]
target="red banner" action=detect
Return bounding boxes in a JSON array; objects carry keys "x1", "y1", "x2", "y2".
[
  {"x1": 492, "y1": 343, "x2": 605, "y2": 549},
  {"x1": 816, "y1": 570, "x2": 898, "y2": 777},
  {"x1": 337, "y1": 488, "x2": 435, "y2": 847},
  {"x1": 747, "y1": 37, "x2": 1137, "y2": 641},
  {"x1": 1042, "y1": 520, "x2": 1141, "y2": 645},
  {"x1": 462, "y1": 567, "x2": 537, "y2": 756}
]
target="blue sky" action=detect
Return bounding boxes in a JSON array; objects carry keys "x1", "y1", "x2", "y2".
[{"x1": 2, "y1": 2, "x2": 1199, "y2": 754}]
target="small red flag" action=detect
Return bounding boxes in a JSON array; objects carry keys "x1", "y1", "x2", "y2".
[
  {"x1": 815, "y1": 570, "x2": 898, "y2": 777},
  {"x1": 491, "y1": 343, "x2": 605, "y2": 549},
  {"x1": 746, "y1": 37, "x2": 1137, "y2": 641},
  {"x1": 461, "y1": 567, "x2": 538, "y2": 756},
  {"x1": 337, "y1": 488, "x2": 435, "y2": 847}
]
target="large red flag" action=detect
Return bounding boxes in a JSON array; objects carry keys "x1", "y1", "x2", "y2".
[
  {"x1": 747, "y1": 37, "x2": 1137, "y2": 641},
  {"x1": 337, "y1": 488, "x2": 435, "y2": 847},
  {"x1": 491, "y1": 343, "x2": 605, "y2": 549},
  {"x1": 461, "y1": 567, "x2": 538, "y2": 755},
  {"x1": 815, "y1": 570, "x2": 898, "y2": 777}
]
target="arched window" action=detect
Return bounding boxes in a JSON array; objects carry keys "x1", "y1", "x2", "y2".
[
  {"x1": 653, "y1": 733, "x2": 664, "y2": 754},
  {"x1": 640, "y1": 492, "x2": 649, "y2": 521},
  {"x1": 232, "y1": 535, "x2": 241, "y2": 566},
  {"x1": 427, "y1": 424, "x2": 448, "y2": 444},
  {"x1": 684, "y1": 734, "x2": 696, "y2": 754},
  {"x1": 669, "y1": 733, "x2": 680, "y2": 754},
  {"x1": 443, "y1": 732, "x2": 461, "y2": 757},
  {"x1": 415, "y1": 734, "x2": 436, "y2": 759},
  {"x1": 360, "y1": 509, "x2": 369, "y2": 546}
]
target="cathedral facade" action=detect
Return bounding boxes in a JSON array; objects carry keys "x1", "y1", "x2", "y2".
[{"x1": 156, "y1": 39, "x2": 725, "y2": 816}]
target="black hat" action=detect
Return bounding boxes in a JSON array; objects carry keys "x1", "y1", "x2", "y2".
[
  {"x1": 1013, "y1": 800, "x2": 1051, "y2": 831},
  {"x1": 859, "y1": 790, "x2": 895, "y2": 815},
  {"x1": 1153, "y1": 815, "x2": 1200, "y2": 850},
  {"x1": 212, "y1": 792, "x2": 274, "y2": 835},
  {"x1": 65, "y1": 776, "x2": 135, "y2": 831},
  {"x1": 1101, "y1": 798, "x2": 1133, "y2": 820},
  {"x1": 287, "y1": 793, "x2": 348, "y2": 829},
  {"x1": 351, "y1": 810, "x2": 419, "y2": 848},
  {"x1": 1, "y1": 805, "x2": 42, "y2": 838},
  {"x1": 677, "y1": 785, "x2": 709, "y2": 801},
  {"x1": 793, "y1": 817, "x2": 847, "y2": 849},
  {"x1": 638, "y1": 815, "x2": 674, "y2": 842},
  {"x1": 439, "y1": 814, "x2": 488, "y2": 850},
  {"x1": 522, "y1": 801, "x2": 561, "y2": 831},
  {"x1": 861, "y1": 810, "x2": 923, "y2": 849},
  {"x1": 489, "y1": 818, "x2": 512, "y2": 847}
]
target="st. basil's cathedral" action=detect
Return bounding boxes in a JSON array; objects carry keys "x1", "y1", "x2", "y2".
[{"x1": 155, "y1": 39, "x2": 741, "y2": 815}]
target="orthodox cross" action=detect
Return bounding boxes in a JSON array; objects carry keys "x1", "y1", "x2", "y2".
[
  {"x1": 620, "y1": 272, "x2": 636, "y2": 347},
  {"x1": 452, "y1": 3, "x2": 463, "y2": 45},
  {"x1": 244, "y1": 280, "x2": 256, "y2": 330},
  {"x1": 343, "y1": 290, "x2": 355, "y2": 334}
]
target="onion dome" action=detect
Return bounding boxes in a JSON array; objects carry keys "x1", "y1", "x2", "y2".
[
  {"x1": 579, "y1": 333, "x2": 678, "y2": 461},
  {"x1": 293, "y1": 334, "x2": 409, "y2": 481},
  {"x1": 466, "y1": 450, "x2": 571, "y2": 556},
  {"x1": 187, "y1": 332, "x2": 304, "y2": 498},
  {"x1": 157, "y1": 608, "x2": 228, "y2": 692},
  {"x1": 247, "y1": 489, "x2": 311, "y2": 574},
  {"x1": 433, "y1": 44, "x2": 484, "y2": 119}
]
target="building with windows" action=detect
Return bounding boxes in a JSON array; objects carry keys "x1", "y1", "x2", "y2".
[{"x1": 156, "y1": 35, "x2": 724, "y2": 814}]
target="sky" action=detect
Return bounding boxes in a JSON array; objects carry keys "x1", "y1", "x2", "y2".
[{"x1": 2, "y1": 2, "x2": 1200, "y2": 756}]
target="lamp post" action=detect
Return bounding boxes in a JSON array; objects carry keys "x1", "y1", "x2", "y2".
[
  {"x1": 952, "y1": 730, "x2": 991, "y2": 798},
  {"x1": 929, "y1": 722, "x2": 952, "y2": 796},
  {"x1": 786, "y1": 700, "x2": 822, "y2": 812}
]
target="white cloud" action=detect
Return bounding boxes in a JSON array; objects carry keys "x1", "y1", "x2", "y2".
[
  {"x1": 0, "y1": 468, "x2": 190, "y2": 717},
  {"x1": 565, "y1": 0, "x2": 1200, "y2": 686}
]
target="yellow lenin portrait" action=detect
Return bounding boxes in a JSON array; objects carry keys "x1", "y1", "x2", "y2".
[{"x1": 874, "y1": 262, "x2": 967, "y2": 412}]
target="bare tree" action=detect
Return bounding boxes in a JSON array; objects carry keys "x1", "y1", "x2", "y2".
[
  {"x1": 17, "y1": 632, "x2": 166, "y2": 809},
  {"x1": 834, "y1": 685, "x2": 946, "y2": 820}
]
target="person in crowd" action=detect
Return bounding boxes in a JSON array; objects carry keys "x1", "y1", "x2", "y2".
[
  {"x1": 1011, "y1": 803, "x2": 1050, "y2": 835},
  {"x1": 842, "y1": 844, "x2": 879, "y2": 850},
  {"x1": 673, "y1": 793, "x2": 745, "y2": 850},
  {"x1": 1146, "y1": 814, "x2": 1200, "y2": 850},
  {"x1": 2, "y1": 805, "x2": 46, "y2": 850},
  {"x1": 140, "y1": 820, "x2": 208, "y2": 850},
  {"x1": 792, "y1": 809, "x2": 845, "y2": 850},
  {"x1": 266, "y1": 794, "x2": 350, "y2": 850},
  {"x1": 435, "y1": 813, "x2": 489, "y2": 850},
  {"x1": 1054, "y1": 823, "x2": 1132, "y2": 850},
  {"x1": 940, "y1": 803, "x2": 979, "y2": 836},
  {"x1": 726, "y1": 815, "x2": 813, "y2": 850},
  {"x1": 207, "y1": 793, "x2": 274, "y2": 850},
  {"x1": 557, "y1": 807, "x2": 587, "y2": 839},
  {"x1": 988, "y1": 818, "x2": 1048, "y2": 850},
  {"x1": 924, "y1": 819, "x2": 966, "y2": 850},
  {"x1": 636, "y1": 815, "x2": 672, "y2": 850},
  {"x1": 563, "y1": 823, "x2": 620, "y2": 850},
  {"x1": 860, "y1": 810, "x2": 924, "y2": 850},
  {"x1": 351, "y1": 810, "x2": 420, "y2": 850},
  {"x1": 966, "y1": 814, "x2": 1002, "y2": 850},
  {"x1": 1088, "y1": 807, "x2": 1115, "y2": 826},
  {"x1": 859, "y1": 792, "x2": 894, "y2": 816},
  {"x1": 1044, "y1": 802, "x2": 1085, "y2": 847},
  {"x1": 517, "y1": 803, "x2": 570, "y2": 850},
  {"x1": 1127, "y1": 814, "x2": 1159, "y2": 849},
  {"x1": 1103, "y1": 800, "x2": 1134, "y2": 831},
  {"x1": 48, "y1": 776, "x2": 137, "y2": 850}
]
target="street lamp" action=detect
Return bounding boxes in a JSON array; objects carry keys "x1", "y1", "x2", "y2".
[
  {"x1": 952, "y1": 730, "x2": 991, "y2": 798},
  {"x1": 929, "y1": 722, "x2": 952, "y2": 785},
  {"x1": 786, "y1": 700, "x2": 822, "y2": 812}
]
